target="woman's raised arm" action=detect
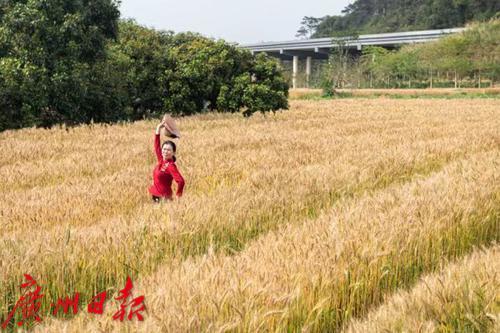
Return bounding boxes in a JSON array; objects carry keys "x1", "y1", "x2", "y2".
[{"x1": 154, "y1": 123, "x2": 164, "y2": 163}]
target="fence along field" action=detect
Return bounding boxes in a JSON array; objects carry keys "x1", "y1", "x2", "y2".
[{"x1": 1, "y1": 99, "x2": 499, "y2": 331}]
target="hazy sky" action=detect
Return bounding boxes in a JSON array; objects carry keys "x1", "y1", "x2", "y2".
[{"x1": 119, "y1": 0, "x2": 354, "y2": 44}]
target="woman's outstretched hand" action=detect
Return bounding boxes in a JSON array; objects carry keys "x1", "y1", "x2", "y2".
[{"x1": 155, "y1": 122, "x2": 165, "y2": 135}]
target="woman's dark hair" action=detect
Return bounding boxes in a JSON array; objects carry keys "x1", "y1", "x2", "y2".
[{"x1": 162, "y1": 140, "x2": 177, "y2": 162}]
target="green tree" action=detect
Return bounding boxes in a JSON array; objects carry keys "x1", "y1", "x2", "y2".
[
  {"x1": 222, "y1": 53, "x2": 289, "y2": 117},
  {"x1": 296, "y1": 16, "x2": 324, "y2": 39},
  {"x1": 107, "y1": 20, "x2": 174, "y2": 120},
  {"x1": 0, "y1": 0, "x2": 120, "y2": 130},
  {"x1": 360, "y1": 46, "x2": 390, "y2": 88},
  {"x1": 320, "y1": 36, "x2": 360, "y2": 94},
  {"x1": 163, "y1": 37, "x2": 288, "y2": 117}
]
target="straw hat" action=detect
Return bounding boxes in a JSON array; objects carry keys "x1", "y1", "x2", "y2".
[{"x1": 162, "y1": 114, "x2": 181, "y2": 139}]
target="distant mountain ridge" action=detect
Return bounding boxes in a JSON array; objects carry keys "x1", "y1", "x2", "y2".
[{"x1": 297, "y1": 0, "x2": 499, "y2": 38}]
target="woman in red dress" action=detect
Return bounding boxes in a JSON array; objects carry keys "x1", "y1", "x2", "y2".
[{"x1": 148, "y1": 122, "x2": 185, "y2": 202}]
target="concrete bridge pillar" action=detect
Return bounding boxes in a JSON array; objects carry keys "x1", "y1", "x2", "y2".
[
  {"x1": 306, "y1": 56, "x2": 312, "y2": 88},
  {"x1": 292, "y1": 55, "x2": 299, "y2": 89}
]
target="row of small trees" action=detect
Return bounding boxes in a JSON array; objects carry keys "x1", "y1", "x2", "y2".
[
  {"x1": 315, "y1": 19, "x2": 499, "y2": 90},
  {"x1": 0, "y1": 1, "x2": 288, "y2": 131}
]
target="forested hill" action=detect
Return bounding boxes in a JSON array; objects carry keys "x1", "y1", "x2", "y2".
[{"x1": 297, "y1": 0, "x2": 499, "y2": 38}]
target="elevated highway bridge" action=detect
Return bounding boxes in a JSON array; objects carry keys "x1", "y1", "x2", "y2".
[{"x1": 240, "y1": 28, "x2": 465, "y2": 88}]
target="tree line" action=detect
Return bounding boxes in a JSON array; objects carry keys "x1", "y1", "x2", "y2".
[
  {"x1": 0, "y1": 0, "x2": 288, "y2": 132},
  {"x1": 297, "y1": 0, "x2": 499, "y2": 38}
]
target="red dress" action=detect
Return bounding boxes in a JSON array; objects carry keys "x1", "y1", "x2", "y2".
[{"x1": 148, "y1": 133, "x2": 185, "y2": 199}]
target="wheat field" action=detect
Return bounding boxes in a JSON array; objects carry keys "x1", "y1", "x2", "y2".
[{"x1": 0, "y1": 98, "x2": 499, "y2": 332}]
